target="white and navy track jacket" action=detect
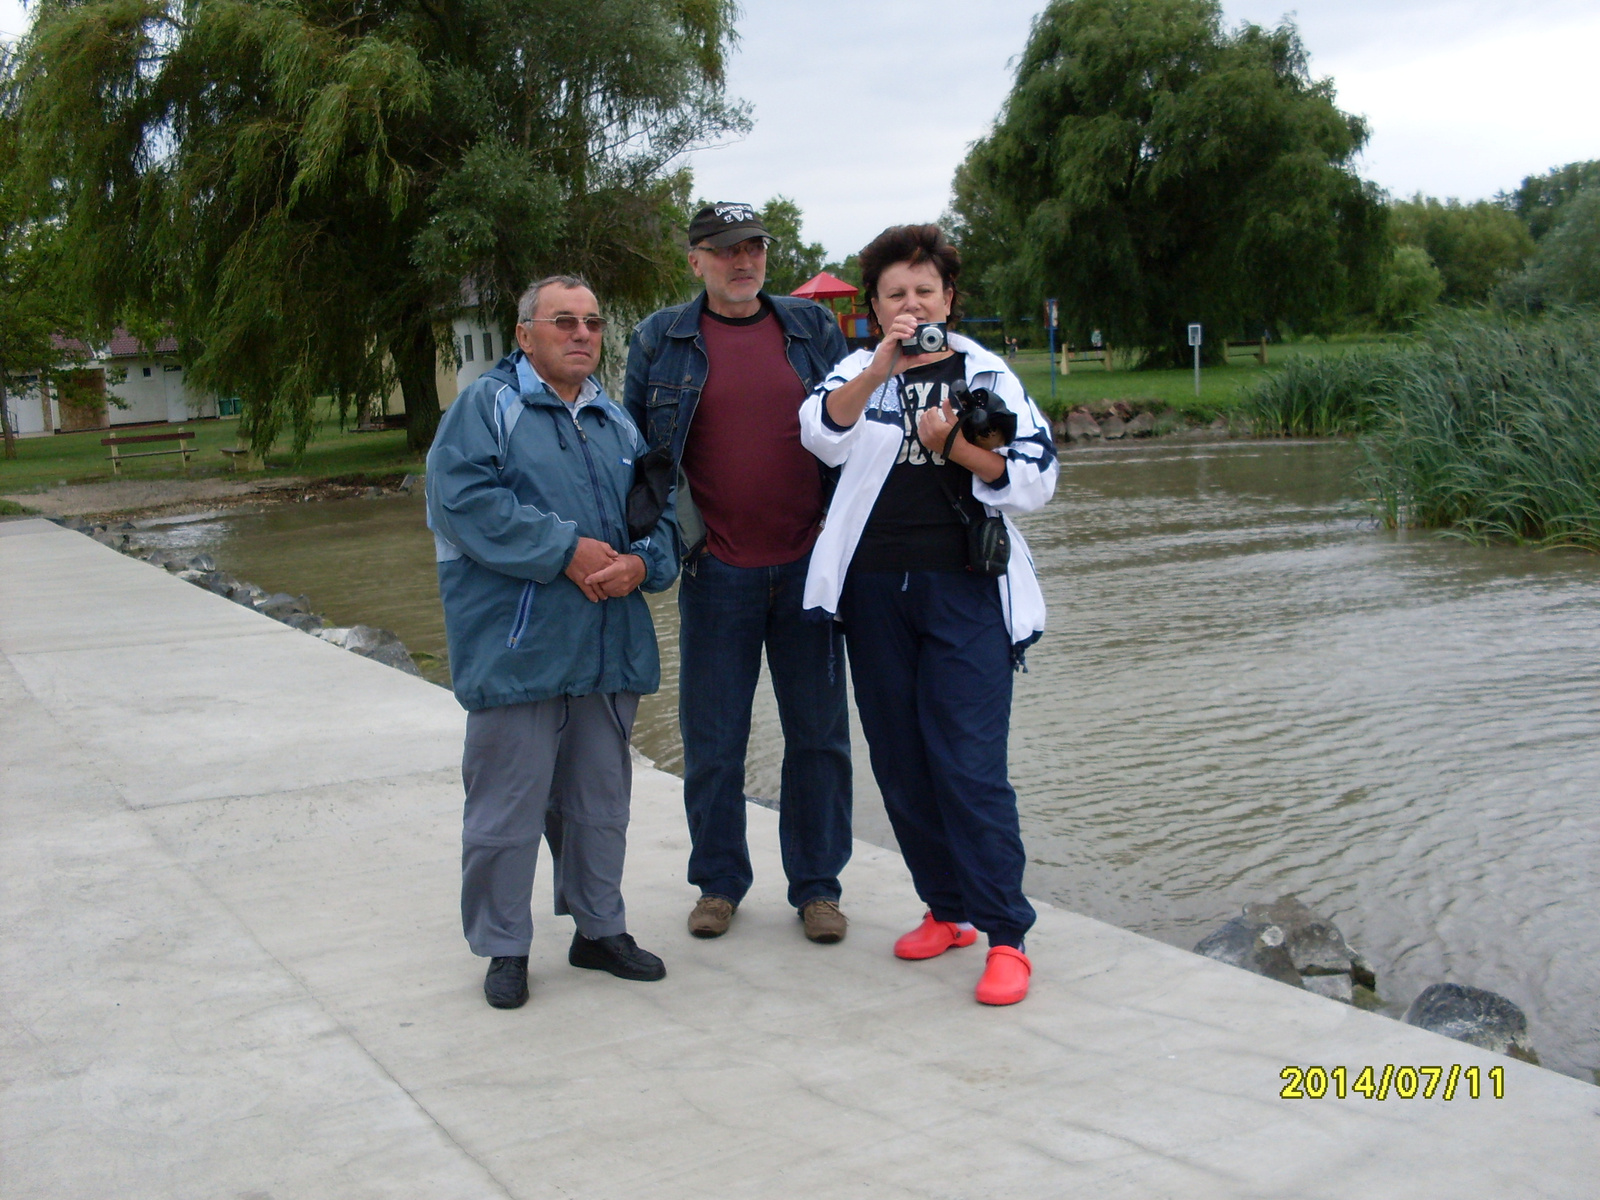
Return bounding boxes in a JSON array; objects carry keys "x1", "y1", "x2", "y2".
[{"x1": 799, "y1": 333, "x2": 1058, "y2": 654}]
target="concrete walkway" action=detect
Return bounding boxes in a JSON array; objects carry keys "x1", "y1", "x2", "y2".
[{"x1": 2, "y1": 517, "x2": 1595, "y2": 1199}]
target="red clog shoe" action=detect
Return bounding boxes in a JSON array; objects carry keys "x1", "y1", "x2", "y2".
[
  {"x1": 893, "y1": 912, "x2": 979, "y2": 960},
  {"x1": 975, "y1": 946, "x2": 1032, "y2": 1006}
]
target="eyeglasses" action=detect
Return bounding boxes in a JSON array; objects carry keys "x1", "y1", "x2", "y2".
[
  {"x1": 522, "y1": 315, "x2": 608, "y2": 333},
  {"x1": 692, "y1": 239, "x2": 770, "y2": 260}
]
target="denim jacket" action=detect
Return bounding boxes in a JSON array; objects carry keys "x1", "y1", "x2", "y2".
[{"x1": 623, "y1": 290, "x2": 848, "y2": 556}]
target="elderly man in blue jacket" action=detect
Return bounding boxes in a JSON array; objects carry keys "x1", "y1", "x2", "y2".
[{"x1": 427, "y1": 274, "x2": 679, "y2": 1009}]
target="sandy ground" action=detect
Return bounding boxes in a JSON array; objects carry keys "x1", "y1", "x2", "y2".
[{"x1": 3, "y1": 475, "x2": 318, "y2": 519}]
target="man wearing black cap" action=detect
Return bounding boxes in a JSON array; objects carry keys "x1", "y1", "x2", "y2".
[{"x1": 625, "y1": 202, "x2": 853, "y2": 944}]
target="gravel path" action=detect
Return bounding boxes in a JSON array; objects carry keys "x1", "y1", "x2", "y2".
[{"x1": 2, "y1": 476, "x2": 310, "y2": 518}]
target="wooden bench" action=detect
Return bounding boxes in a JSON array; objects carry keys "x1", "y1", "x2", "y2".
[
  {"x1": 1060, "y1": 345, "x2": 1113, "y2": 374},
  {"x1": 220, "y1": 447, "x2": 255, "y2": 472},
  {"x1": 102, "y1": 429, "x2": 195, "y2": 475},
  {"x1": 1226, "y1": 337, "x2": 1270, "y2": 365}
]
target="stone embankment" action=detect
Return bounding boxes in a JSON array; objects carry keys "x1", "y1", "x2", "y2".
[
  {"x1": 1053, "y1": 398, "x2": 1159, "y2": 443},
  {"x1": 1049, "y1": 398, "x2": 1245, "y2": 445},
  {"x1": 1196, "y1": 894, "x2": 1539, "y2": 1064},
  {"x1": 58, "y1": 515, "x2": 427, "y2": 678}
]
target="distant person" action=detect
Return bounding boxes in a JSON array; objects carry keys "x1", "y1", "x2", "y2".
[
  {"x1": 1005, "y1": 336, "x2": 1018, "y2": 360},
  {"x1": 625, "y1": 202, "x2": 853, "y2": 944},
  {"x1": 427, "y1": 275, "x2": 679, "y2": 1009},
  {"x1": 800, "y1": 224, "x2": 1058, "y2": 1005}
]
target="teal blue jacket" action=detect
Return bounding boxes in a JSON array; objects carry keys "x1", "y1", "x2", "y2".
[{"x1": 426, "y1": 352, "x2": 679, "y2": 710}]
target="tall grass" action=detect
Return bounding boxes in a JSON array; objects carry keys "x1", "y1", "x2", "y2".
[
  {"x1": 1359, "y1": 310, "x2": 1600, "y2": 549},
  {"x1": 1243, "y1": 348, "x2": 1407, "y2": 437}
]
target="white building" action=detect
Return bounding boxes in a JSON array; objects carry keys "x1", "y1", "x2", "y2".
[
  {"x1": 2, "y1": 331, "x2": 220, "y2": 437},
  {"x1": 2, "y1": 373, "x2": 51, "y2": 438},
  {"x1": 99, "y1": 332, "x2": 219, "y2": 426},
  {"x1": 447, "y1": 314, "x2": 508, "y2": 400},
  {"x1": 3, "y1": 310, "x2": 505, "y2": 437},
  {"x1": 371, "y1": 306, "x2": 509, "y2": 421}
]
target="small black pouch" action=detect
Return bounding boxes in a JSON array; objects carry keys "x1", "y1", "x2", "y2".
[
  {"x1": 937, "y1": 428, "x2": 1010, "y2": 578},
  {"x1": 964, "y1": 512, "x2": 1011, "y2": 578},
  {"x1": 625, "y1": 442, "x2": 674, "y2": 544}
]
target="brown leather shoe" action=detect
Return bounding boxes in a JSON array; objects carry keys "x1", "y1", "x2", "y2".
[
  {"x1": 800, "y1": 898, "x2": 848, "y2": 944},
  {"x1": 688, "y1": 895, "x2": 736, "y2": 938}
]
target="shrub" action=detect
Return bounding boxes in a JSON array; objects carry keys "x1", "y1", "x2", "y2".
[{"x1": 1376, "y1": 245, "x2": 1444, "y2": 328}]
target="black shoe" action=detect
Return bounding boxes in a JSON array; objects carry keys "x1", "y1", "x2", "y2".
[
  {"x1": 484, "y1": 955, "x2": 529, "y2": 1008},
  {"x1": 568, "y1": 932, "x2": 666, "y2": 981}
]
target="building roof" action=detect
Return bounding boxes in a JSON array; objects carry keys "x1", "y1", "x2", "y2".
[
  {"x1": 50, "y1": 329, "x2": 180, "y2": 359},
  {"x1": 105, "y1": 330, "x2": 180, "y2": 357}
]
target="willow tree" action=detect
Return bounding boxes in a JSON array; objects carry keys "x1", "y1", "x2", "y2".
[
  {"x1": 0, "y1": 45, "x2": 83, "y2": 459},
  {"x1": 949, "y1": 0, "x2": 1385, "y2": 364},
  {"x1": 17, "y1": 0, "x2": 743, "y2": 452}
]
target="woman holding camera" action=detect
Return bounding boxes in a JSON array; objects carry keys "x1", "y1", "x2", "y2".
[{"x1": 800, "y1": 224, "x2": 1057, "y2": 1005}]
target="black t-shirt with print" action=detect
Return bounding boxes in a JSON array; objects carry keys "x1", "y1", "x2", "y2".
[{"x1": 850, "y1": 353, "x2": 986, "y2": 574}]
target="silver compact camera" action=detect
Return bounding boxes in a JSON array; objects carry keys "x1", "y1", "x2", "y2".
[{"x1": 900, "y1": 322, "x2": 948, "y2": 355}]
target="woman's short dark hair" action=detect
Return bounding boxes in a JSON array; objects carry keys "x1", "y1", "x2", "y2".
[{"x1": 858, "y1": 224, "x2": 962, "y2": 335}]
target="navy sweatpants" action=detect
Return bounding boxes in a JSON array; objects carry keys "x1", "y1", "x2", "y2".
[{"x1": 839, "y1": 570, "x2": 1035, "y2": 949}]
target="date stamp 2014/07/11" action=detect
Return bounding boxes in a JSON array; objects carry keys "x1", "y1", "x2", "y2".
[{"x1": 1279, "y1": 1064, "x2": 1506, "y2": 1100}]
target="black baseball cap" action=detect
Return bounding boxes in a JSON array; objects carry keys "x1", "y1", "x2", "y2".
[{"x1": 687, "y1": 202, "x2": 775, "y2": 249}]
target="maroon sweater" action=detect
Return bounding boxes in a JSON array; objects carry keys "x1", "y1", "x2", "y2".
[{"x1": 681, "y1": 304, "x2": 822, "y2": 567}]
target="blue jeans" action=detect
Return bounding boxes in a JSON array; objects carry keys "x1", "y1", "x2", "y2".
[{"x1": 678, "y1": 549, "x2": 853, "y2": 909}]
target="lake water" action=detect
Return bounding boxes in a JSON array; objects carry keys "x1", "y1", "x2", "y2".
[{"x1": 136, "y1": 441, "x2": 1600, "y2": 1081}]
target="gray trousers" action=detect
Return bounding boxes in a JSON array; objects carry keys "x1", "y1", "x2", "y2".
[{"x1": 460, "y1": 692, "x2": 639, "y2": 956}]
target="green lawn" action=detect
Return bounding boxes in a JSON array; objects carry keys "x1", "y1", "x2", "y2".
[
  {"x1": 1005, "y1": 339, "x2": 1394, "y2": 421},
  {"x1": 0, "y1": 411, "x2": 427, "y2": 495}
]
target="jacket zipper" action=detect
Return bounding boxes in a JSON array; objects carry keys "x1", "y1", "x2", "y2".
[
  {"x1": 571, "y1": 409, "x2": 613, "y2": 687},
  {"x1": 506, "y1": 580, "x2": 535, "y2": 648}
]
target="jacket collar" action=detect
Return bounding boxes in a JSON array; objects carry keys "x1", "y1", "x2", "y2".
[
  {"x1": 510, "y1": 350, "x2": 602, "y2": 409},
  {"x1": 945, "y1": 331, "x2": 1008, "y2": 376},
  {"x1": 665, "y1": 290, "x2": 813, "y2": 340}
]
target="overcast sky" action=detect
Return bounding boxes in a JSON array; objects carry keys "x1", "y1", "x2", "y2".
[{"x1": 4, "y1": 0, "x2": 1596, "y2": 259}]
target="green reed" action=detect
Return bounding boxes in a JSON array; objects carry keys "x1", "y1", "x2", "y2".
[
  {"x1": 1358, "y1": 310, "x2": 1600, "y2": 549},
  {"x1": 1243, "y1": 348, "x2": 1406, "y2": 437}
]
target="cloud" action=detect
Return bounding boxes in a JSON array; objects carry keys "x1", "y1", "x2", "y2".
[
  {"x1": 0, "y1": 0, "x2": 29, "y2": 41},
  {"x1": 688, "y1": 0, "x2": 1600, "y2": 258},
  {"x1": 6, "y1": 0, "x2": 1592, "y2": 256},
  {"x1": 1324, "y1": 11, "x2": 1600, "y2": 202}
]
